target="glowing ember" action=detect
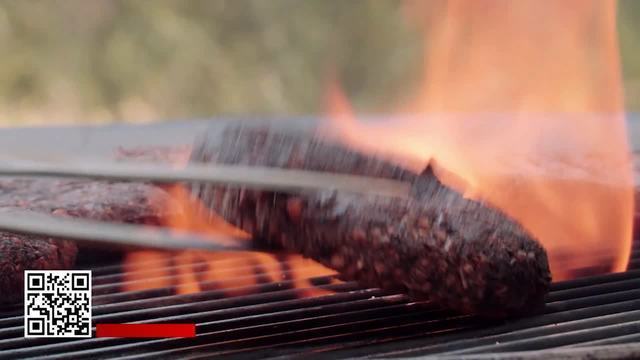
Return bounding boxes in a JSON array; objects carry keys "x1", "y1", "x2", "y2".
[{"x1": 325, "y1": 0, "x2": 634, "y2": 280}]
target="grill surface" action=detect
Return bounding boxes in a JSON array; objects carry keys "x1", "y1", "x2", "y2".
[
  {"x1": 0, "y1": 119, "x2": 639, "y2": 359},
  {"x1": 0, "y1": 237, "x2": 639, "y2": 360}
]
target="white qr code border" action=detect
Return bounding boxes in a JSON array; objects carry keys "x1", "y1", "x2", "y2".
[{"x1": 24, "y1": 270, "x2": 92, "y2": 338}]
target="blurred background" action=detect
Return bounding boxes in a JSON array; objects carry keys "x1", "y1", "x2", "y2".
[{"x1": 0, "y1": 0, "x2": 638, "y2": 126}]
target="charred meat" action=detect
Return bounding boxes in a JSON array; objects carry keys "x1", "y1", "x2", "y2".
[
  {"x1": 0, "y1": 179, "x2": 175, "y2": 304},
  {"x1": 189, "y1": 125, "x2": 552, "y2": 317}
]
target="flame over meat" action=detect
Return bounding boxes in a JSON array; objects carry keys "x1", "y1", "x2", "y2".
[
  {"x1": 123, "y1": 185, "x2": 339, "y2": 297},
  {"x1": 121, "y1": 146, "x2": 339, "y2": 297},
  {"x1": 124, "y1": 0, "x2": 633, "y2": 293},
  {"x1": 325, "y1": 0, "x2": 634, "y2": 280}
]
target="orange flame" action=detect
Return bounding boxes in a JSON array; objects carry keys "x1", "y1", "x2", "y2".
[
  {"x1": 124, "y1": 184, "x2": 339, "y2": 297},
  {"x1": 325, "y1": 0, "x2": 634, "y2": 281},
  {"x1": 164, "y1": 184, "x2": 252, "y2": 240}
]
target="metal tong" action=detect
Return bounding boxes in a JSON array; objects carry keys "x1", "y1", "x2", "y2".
[{"x1": 0, "y1": 160, "x2": 411, "y2": 251}]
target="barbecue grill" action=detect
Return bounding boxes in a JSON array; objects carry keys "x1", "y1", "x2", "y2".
[{"x1": 1, "y1": 118, "x2": 640, "y2": 359}]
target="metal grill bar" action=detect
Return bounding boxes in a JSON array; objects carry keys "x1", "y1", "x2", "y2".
[
  {"x1": 1, "y1": 114, "x2": 639, "y2": 359},
  {"x1": 297, "y1": 298, "x2": 640, "y2": 359},
  {"x1": 419, "y1": 343, "x2": 640, "y2": 360},
  {"x1": 1, "y1": 247, "x2": 640, "y2": 360},
  {"x1": 0, "y1": 161, "x2": 411, "y2": 198},
  {"x1": 562, "y1": 331, "x2": 640, "y2": 347},
  {"x1": 0, "y1": 210, "x2": 248, "y2": 251},
  {"x1": 437, "y1": 312, "x2": 640, "y2": 355}
]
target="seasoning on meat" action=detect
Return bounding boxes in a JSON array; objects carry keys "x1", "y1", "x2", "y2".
[
  {"x1": 188, "y1": 125, "x2": 552, "y2": 317},
  {"x1": 0, "y1": 179, "x2": 176, "y2": 304}
]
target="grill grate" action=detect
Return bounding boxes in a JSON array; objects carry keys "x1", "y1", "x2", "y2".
[
  {"x1": 0, "y1": 234, "x2": 639, "y2": 359},
  {"x1": 0, "y1": 120, "x2": 639, "y2": 359}
]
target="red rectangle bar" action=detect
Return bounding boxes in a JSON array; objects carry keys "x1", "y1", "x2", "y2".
[{"x1": 96, "y1": 324, "x2": 196, "y2": 338}]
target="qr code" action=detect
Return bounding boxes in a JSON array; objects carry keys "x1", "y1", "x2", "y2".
[{"x1": 24, "y1": 270, "x2": 92, "y2": 338}]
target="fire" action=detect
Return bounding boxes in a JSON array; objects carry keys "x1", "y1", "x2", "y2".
[
  {"x1": 122, "y1": 250, "x2": 173, "y2": 292},
  {"x1": 124, "y1": 184, "x2": 338, "y2": 297},
  {"x1": 123, "y1": 249, "x2": 337, "y2": 297},
  {"x1": 325, "y1": 0, "x2": 634, "y2": 281},
  {"x1": 164, "y1": 185, "x2": 252, "y2": 241}
]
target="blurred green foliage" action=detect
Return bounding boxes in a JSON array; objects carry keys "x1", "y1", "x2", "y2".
[
  {"x1": 0, "y1": 0, "x2": 638, "y2": 125},
  {"x1": 619, "y1": 0, "x2": 640, "y2": 112}
]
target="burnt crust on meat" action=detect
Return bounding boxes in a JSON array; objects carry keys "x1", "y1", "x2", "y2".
[
  {"x1": 189, "y1": 124, "x2": 552, "y2": 318},
  {"x1": 0, "y1": 210, "x2": 77, "y2": 304},
  {"x1": 0, "y1": 179, "x2": 177, "y2": 305},
  {"x1": 0, "y1": 178, "x2": 176, "y2": 225}
]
